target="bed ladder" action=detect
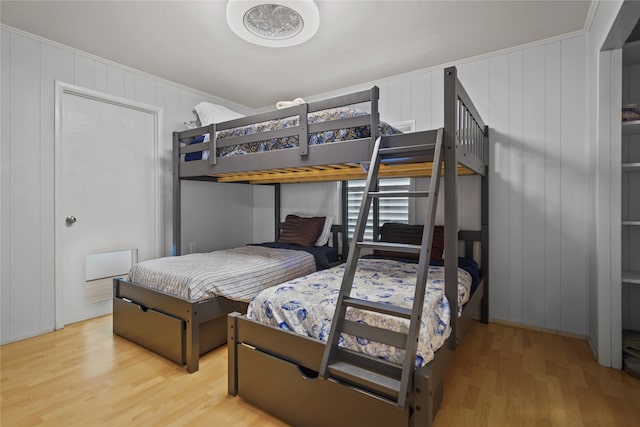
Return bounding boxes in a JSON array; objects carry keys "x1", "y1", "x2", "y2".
[{"x1": 319, "y1": 129, "x2": 444, "y2": 409}]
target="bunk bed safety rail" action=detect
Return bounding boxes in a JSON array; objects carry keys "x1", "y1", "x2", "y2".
[
  {"x1": 175, "y1": 86, "x2": 381, "y2": 179},
  {"x1": 454, "y1": 78, "x2": 488, "y2": 175}
]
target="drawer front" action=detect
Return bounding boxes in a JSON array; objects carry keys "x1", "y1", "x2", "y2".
[
  {"x1": 113, "y1": 297, "x2": 185, "y2": 364},
  {"x1": 237, "y1": 344, "x2": 407, "y2": 427}
]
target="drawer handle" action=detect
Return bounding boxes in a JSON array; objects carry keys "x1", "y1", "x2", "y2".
[{"x1": 296, "y1": 365, "x2": 319, "y2": 379}]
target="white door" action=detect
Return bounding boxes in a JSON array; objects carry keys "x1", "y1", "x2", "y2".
[{"x1": 55, "y1": 82, "x2": 163, "y2": 327}]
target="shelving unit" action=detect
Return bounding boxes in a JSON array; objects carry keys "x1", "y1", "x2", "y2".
[
  {"x1": 622, "y1": 120, "x2": 640, "y2": 135},
  {"x1": 621, "y1": 39, "x2": 640, "y2": 378},
  {"x1": 622, "y1": 271, "x2": 640, "y2": 285},
  {"x1": 621, "y1": 114, "x2": 639, "y2": 292}
]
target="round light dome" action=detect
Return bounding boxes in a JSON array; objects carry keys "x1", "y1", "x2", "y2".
[{"x1": 227, "y1": 0, "x2": 319, "y2": 48}]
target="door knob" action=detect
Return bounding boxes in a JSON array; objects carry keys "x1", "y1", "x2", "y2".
[{"x1": 65, "y1": 216, "x2": 77, "y2": 225}]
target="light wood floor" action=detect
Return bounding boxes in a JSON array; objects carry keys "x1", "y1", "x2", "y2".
[{"x1": 1, "y1": 315, "x2": 639, "y2": 427}]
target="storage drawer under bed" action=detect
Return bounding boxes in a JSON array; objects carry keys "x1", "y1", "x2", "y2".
[
  {"x1": 113, "y1": 297, "x2": 185, "y2": 364},
  {"x1": 237, "y1": 343, "x2": 409, "y2": 427}
]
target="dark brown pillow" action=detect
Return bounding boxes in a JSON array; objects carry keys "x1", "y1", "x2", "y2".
[
  {"x1": 278, "y1": 214, "x2": 326, "y2": 247},
  {"x1": 373, "y1": 223, "x2": 445, "y2": 261}
]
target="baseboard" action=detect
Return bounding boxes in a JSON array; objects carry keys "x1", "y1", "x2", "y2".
[
  {"x1": 586, "y1": 335, "x2": 599, "y2": 361},
  {"x1": 490, "y1": 318, "x2": 586, "y2": 341}
]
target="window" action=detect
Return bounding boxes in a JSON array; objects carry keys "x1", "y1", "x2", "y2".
[{"x1": 347, "y1": 177, "x2": 411, "y2": 241}]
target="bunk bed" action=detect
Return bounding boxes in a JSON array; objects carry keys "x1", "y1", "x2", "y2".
[
  {"x1": 113, "y1": 76, "x2": 428, "y2": 374},
  {"x1": 224, "y1": 66, "x2": 489, "y2": 427}
]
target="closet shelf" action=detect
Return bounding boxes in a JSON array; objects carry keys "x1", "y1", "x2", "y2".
[
  {"x1": 622, "y1": 272, "x2": 640, "y2": 285},
  {"x1": 623, "y1": 163, "x2": 640, "y2": 171},
  {"x1": 622, "y1": 220, "x2": 640, "y2": 226},
  {"x1": 622, "y1": 120, "x2": 640, "y2": 135}
]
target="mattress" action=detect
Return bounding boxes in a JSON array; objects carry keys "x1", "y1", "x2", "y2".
[
  {"x1": 247, "y1": 258, "x2": 473, "y2": 368},
  {"x1": 184, "y1": 106, "x2": 401, "y2": 161},
  {"x1": 128, "y1": 246, "x2": 317, "y2": 303}
]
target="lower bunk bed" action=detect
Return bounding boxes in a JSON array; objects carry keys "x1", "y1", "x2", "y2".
[
  {"x1": 228, "y1": 230, "x2": 487, "y2": 427},
  {"x1": 114, "y1": 219, "x2": 343, "y2": 373}
]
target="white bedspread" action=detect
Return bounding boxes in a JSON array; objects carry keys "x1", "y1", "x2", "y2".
[
  {"x1": 128, "y1": 246, "x2": 316, "y2": 303},
  {"x1": 248, "y1": 258, "x2": 471, "y2": 367}
]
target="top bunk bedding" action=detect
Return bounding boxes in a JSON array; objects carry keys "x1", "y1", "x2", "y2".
[
  {"x1": 175, "y1": 81, "x2": 488, "y2": 184},
  {"x1": 184, "y1": 106, "x2": 401, "y2": 161}
]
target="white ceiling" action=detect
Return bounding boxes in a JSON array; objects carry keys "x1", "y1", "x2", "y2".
[{"x1": 1, "y1": 0, "x2": 595, "y2": 109}]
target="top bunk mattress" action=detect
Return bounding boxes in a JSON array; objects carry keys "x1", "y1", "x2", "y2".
[
  {"x1": 128, "y1": 245, "x2": 317, "y2": 303},
  {"x1": 247, "y1": 257, "x2": 474, "y2": 368}
]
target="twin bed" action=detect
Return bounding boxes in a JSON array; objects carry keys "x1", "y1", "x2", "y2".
[
  {"x1": 113, "y1": 66, "x2": 489, "y2": 426},
  {"x1": 113, "y1": 217, "x2": 342, "y2": 373}
]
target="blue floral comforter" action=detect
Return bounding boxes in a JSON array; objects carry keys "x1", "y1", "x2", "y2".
[{"x1": 247, "y1": 258, "x2": 472, "y2": 368}]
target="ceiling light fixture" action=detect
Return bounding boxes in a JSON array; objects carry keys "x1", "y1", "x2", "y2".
[{"x1": 226, "y1": 0, "x2": 319, "y2": 48}]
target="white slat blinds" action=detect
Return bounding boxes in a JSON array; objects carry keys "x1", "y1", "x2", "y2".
[{"x1": 347, "y1": 177, "x2": 411, "y2": 240}]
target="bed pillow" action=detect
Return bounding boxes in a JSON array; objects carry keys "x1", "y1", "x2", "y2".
[
  {"x1": 193, "y1": 102, "x2": 244, "y2": 126},
  {"x1": 288, "y1": 213, "x2": 335, "y2": 246},
  {"x1": 278, "y1": 214, "x2": 326, "y2": 247},
  {"x1": 373, "y1": 223, "x2": 444, "y2": 261}
]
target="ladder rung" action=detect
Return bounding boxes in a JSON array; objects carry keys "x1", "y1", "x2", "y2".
[
  {"x1": 327, "y1": 361, "x2": 400, "y2": 400},
  {"x1": 343, "y1": 297, "x2": 412, "y2": 319},
  {"x1": 356, "y1": 241, "x2": 421, "y2": 253},
  {"x1": 342, "y1": 320, "x2": 408, "y2": 349},
  {"x1": 335, "y1": 347, "x2": 402, "y2": 377},
  {"x1": 368, "y1": 191, "x2": 429, "y2": 198}
]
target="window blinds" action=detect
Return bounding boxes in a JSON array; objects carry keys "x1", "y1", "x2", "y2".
[{"x1": 347, "y1": 177, "x2": 411, "y2": 240}]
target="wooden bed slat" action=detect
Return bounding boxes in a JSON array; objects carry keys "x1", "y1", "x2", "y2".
[{"x1": 211, "y1": 162, "x2": 474, "y2": 184}]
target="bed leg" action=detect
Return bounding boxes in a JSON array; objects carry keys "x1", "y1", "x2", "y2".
[
  {"x1": 411, "y1": 373, "x2": 436, "y2": 427},
  {"x1": 228, "y1": 312, "x2": 240, "y2": 396},
  {"x1": 186, "y1": 309, "x2": 199, "y2": 373}
]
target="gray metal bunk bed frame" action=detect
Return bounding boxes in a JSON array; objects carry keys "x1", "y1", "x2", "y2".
[{"x1": 226, "y1": 66, "x2": 489, "y2": 426}]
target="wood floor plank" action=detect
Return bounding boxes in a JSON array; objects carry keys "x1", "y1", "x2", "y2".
[{"x1": 1, "y1": 315, "x2": 639, "y2": 426}]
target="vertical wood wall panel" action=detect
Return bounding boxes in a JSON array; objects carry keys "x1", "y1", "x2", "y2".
[
  {"x1": 410, "y1": 72, "x2": 432, "y2": 131},
  {"x1": 161, "y1": 84, "x2": 181, "y2": 254},
  {"x1": 73, "y1": 54, "x2": 94, "y2": 89},
  {"x1": 544, "y1": 42, "x2": 563, "y2": 331},
  {"x1": 458, "y1": 58, "x2": 491, "y2": 122},
  {"x1": 522, "y1": 45, "x2": 547, "y2": 327},
  {"x1": 280, "y1": 182, "x2": 339, "y2": 221},
  {"x1": 134, "y1": 74, "x2": 156, "y2": 106},
  {"x1": 1, "y1": 29, "x2": 13, "y2": 339},
  {"x1": 40, "y1": 44, "x2": 74, "y2": 331},
  {"x1": 93, "y1": 61, "x2": 107, "y2": 92},
  {"x1": 124, "y1": 71, "x2": 135, "y2": 99},
  {"x1": 385, "y1": 78, "x2": 405, "y2": 125},
  {"x1": 431, "y1": 71, "x2": 444, "y2": 127},
  {"x1": 560, "y1": 36, "x2": 588, "y2": 334},
  {"x1": 507, "y1": 51, "x2": 525, "y2": 324},
  {"x1": 488, "y1": 54, "x2": 511, "y2": 322},
  {"x1": 106, "y1": 65, "x2": 125, "y2": 97},
  {"x1": 400, "y1": 78, "x2": 412, "y2": 122},
  {"x1": 9, "y1": 33, "x2": 41, "y2": 338},
  {"x1": 253, "y1": 185, "x2": 276, "y2": 243}
]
